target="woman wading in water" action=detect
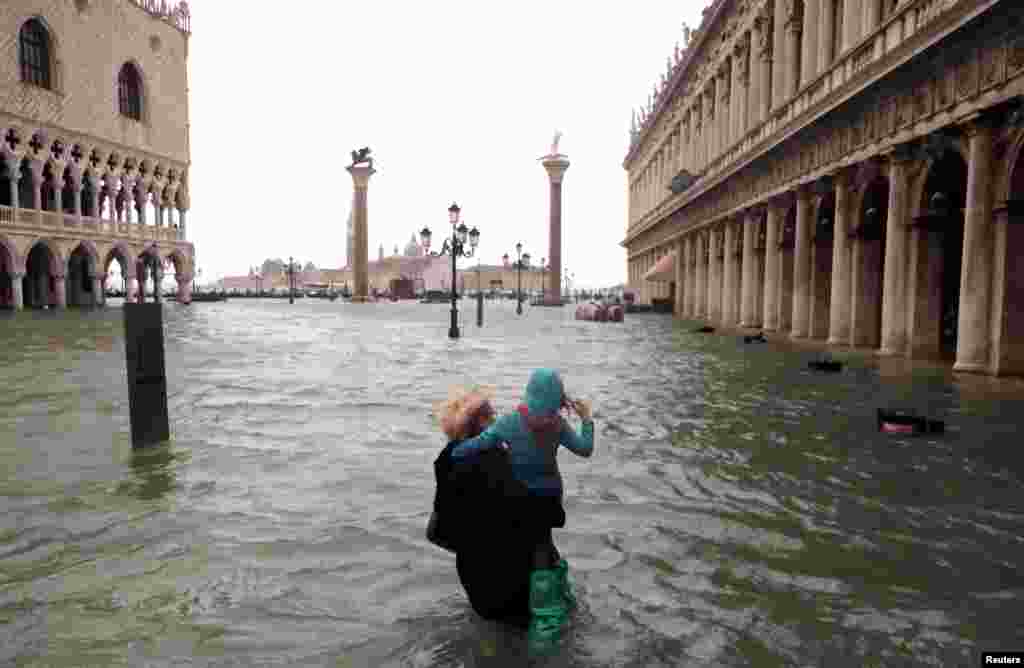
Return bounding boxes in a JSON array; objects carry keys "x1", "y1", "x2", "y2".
[{"x1": 445, "y1": 369, "x2": 594, "y2": 648}]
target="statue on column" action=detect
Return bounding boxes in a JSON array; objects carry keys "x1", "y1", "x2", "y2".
[{"x1": 549, "y1": 130, "x2": 563, "y2": 157}]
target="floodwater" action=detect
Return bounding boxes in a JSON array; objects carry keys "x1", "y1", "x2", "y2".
[{"x1": 1, "y1": 298, "x2": 1023, "y2": 667}]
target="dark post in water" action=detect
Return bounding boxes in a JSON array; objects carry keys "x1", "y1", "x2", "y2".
[
  {"x1": 124, "y1": 303, "x2": 170, "y2": 448},
  {"x1": 477, "y1": 291, "x2": 483, "y2": 327}
]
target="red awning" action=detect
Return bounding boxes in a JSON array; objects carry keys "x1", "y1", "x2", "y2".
[{"x1": 643, "y1": 252, "x2": 676, "y2": 282}]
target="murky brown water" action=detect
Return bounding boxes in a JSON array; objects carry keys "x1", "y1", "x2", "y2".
[{"x1": 1, "y1": 299, "x2": 1023, "y2": 667}]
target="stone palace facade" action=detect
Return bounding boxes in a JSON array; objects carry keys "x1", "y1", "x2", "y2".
[
  {"x1": 624, "y1": 0, "x2": 1024, "y2": 376},
  {"x1": 0, "y1": 0, "x2": 194, "y2": 309}
]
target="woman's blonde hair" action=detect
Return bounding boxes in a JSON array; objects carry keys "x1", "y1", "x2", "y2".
[{"x1": 434, "y1": 384, "x2": 496, "y2": 441}]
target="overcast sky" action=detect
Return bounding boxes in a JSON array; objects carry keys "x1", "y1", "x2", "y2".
[{"x1": 185, "y1": 0, "x2": 706, "y2": 289}]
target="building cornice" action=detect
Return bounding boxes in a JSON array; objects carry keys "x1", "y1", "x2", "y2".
[
  {"x1": 621, "y1": 0, "x2": 1008, "y2": 250},
  {"x1": 623, "y1": 0, "x2": 732, "y2": 168}
]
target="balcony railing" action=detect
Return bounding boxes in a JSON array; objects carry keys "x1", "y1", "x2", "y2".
[
  {"x1": 630, "y1": 0, "x2": 986, "y2": 234},
  {"x1": 0, "y1": 204, "x2": 186, "y2": 242}
]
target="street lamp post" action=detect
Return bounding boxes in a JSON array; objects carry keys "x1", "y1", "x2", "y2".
[
  {"x1": 286, "y1": 256, "x2": 297, "y2": 304},
  {"x1": 511, "y1": 243, "x2": 531, "y2": 316},
  {"x1": 540, "y1": 257, "x2": 546, "y2": 304},
  {"x1": 421, "y1": 202, "x2": 480, "y2": 339}
]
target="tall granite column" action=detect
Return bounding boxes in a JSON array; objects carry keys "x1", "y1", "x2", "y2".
[
  {"x1": 542, "y1": 154, "x2": 570, "y2": 304},
  {"x1": 791, "y1": 186, "x2": 813, "y2": 338},
  {"x1": 764, "y1": 204, "x2": 781, "y2": 330},
  {"x1": 954, "y1": 118, "x2": 996, "y2": 373},
  {"x1": 741, "y1": 212, "x2": 761, "y2": 327},
  {"x1": 346, "y1": 162, "x2": 376, "y2": 303},
  {"x1": 879, "y1": 146, "x2": 914, "y2": 356}
]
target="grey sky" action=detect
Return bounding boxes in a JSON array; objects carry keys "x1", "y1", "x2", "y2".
[{"x1": 184, "y1": 1, "x2": 705, "y2": 289}]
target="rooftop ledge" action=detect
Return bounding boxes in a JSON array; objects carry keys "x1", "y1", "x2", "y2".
[{"x1": 128, "y1": 0, "x2": 192, "y2": 35}]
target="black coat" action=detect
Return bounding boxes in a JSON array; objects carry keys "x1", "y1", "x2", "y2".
[{"x1": 430, "y1": 440, "x2": 534, "y2": 625}]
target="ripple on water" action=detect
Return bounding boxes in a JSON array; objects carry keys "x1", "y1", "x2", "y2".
[{"x1": 0, "y1": 302, "x2": 1022, "y2": 666}]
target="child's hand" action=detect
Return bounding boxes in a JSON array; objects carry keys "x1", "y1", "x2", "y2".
[{"x1": 573, "y1": 400, "x2": 592, "y2": 421}]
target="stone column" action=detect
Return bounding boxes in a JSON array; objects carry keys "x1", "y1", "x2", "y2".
[
  {"x1": 801, "y1": 0, "x2": 820, "y2": 87},
  {"x1": 346, "y1": 163, "x2": 376, "y2": 302},
  {"x1": 741, "y1": 212, "x2": 761, "y2": 327},
  {"x1": 791, "y1": 187, "x2": 813, "y2": 338},
  {"x1": 819, "y1": 0, "x2": 835, "y2": 71},
  {"x1": 675, "y1": 238, "x2": 685, "y2": 318},
  {"x1": 719, "y1": 62, "x2": 732, "y2": 153},
  {"x1": 177, "y1": 273, "x2": 193, "y2": 304},
  {"x1": 862, "y1": 0, "x2": 880, "y2": 39},
  {"x1": 764, "y1": 204, "x2": 781, "y2": 330},
  {"x1": 92, "y1": 275, "x2": 103, "y2": 306},
  {"x1": 2, "y1": 154, "x2": 20, "y2": 208},
  {"x1": 756, "y1": 11, "x2": 775, "y2": 121},
  {"x1": 954, "y1": 118, "x2": 996, "y2": 373},
  {"x1": 828, "y1": 169, "x2": 854, "y2": 344},
  {"x1": 989, "y1": 202, "x2": 1024, "y2": 376},
  {"x1": 28, "y1": 159, "x2": 45, "y2": 210},
  {"x1": 85, "y1": 171, "x2": 101, "y2": 218},
  {"x1": 843, "y1": 0, "x2": 862, "y2": 54},
  {"x1": 773, "y1": 0, "x2": 788, "y2": 109},
  {"x1": 705, "y1": 86, "x2": 716, "y2": 165},
  {"x1": 733, "y1": 37, "x2": 750, "y2": 142},
  {"x1": 683, "y1": 237, "x2": 693, "y2": 317},
  {"x1": 543, "y1": 154, "x2": 570, "y2": 304},
  {"x1": 179, "y1": 209, "x2": 186, "y2": 238},
  {"x1": 879, "y1": 147, "x2": 914, "y2": 356},
  {"x1": 11, "y1": 272, "x2": 24, "y2": 310},
  {"x1": 54, "y1": 273, "x2": 66, "y2": 309},
  {"x1": 136, "y1": 187, "x2": 148, "y2": 226},
  {"x1": 722, "y1": 223, "x2": 736, "y2": 325},
  {"x1": 785, "y1": 3, "x2": 804, "y2": 100},
  {"x1": 696, "y1": 234, "x2": 704, "y2": 317},
  {"x1": 126, "y1": 264, "x2": 138, "y2": 302}
]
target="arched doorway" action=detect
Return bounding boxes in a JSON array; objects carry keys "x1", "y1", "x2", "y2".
[
  {"x1": 810, "y1": 193, "x2": 835, "y2": 340},
  {"x1": 24, "y1": 241, "x2": 56, "y2": 309},
  {"x1": 103, "y1": 245, "x2": 130, "y2": 302},
  {"x1": 67, "y1": 242, "x2": 98, "y2": 307},
  {"x1": 916, "y1": 150, "x2": 968, "y2": 359},
  {"x1": 136, "y1": 248, "x2": 161, "y2": 302},
  {"x1": 0, "y1": 155, "x2": 13, "y2": 207},
  {"x1": 851, "y1": 178, "x2": 889, "y2": 348},
  {"x1": 993, "y1": 142, "x2": 1024, "y2": 375},
  {"x1": 163, "y1": 249, "x2": 190, "y2": 303},
  {"x1": 778, "y1": 205, "x2": 796, "y2": 332}
]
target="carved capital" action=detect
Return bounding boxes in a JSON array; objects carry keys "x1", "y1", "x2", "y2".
[
  {"x1": 754, "y1": 10, "x2": 774, "y2": 57},
  {"x1": 784, "y1": 0, "x2": 803, "y2": 29}
]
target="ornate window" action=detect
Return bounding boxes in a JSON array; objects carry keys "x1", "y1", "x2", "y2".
[
  {"x1": 19, "y1": 18, "x2": 51, "y2": 89},
  {"x1": 118, "y1": 63, "x2": 143, "y2": 121}
]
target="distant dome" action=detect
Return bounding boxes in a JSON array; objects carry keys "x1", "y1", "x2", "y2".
[{"x1": 404, "y1": 233, "x2": 423, "y2": 257}]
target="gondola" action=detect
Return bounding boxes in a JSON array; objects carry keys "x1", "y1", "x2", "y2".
[
  {"x1": 694, "y1": 326, "x2": 715, "y2": 333},
  {"x1": 877, "y1": 409, "x2": 945, "y2": 434},
  {"x1": 743, "y1": 332, "x2": 767, "y2": 343}
]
